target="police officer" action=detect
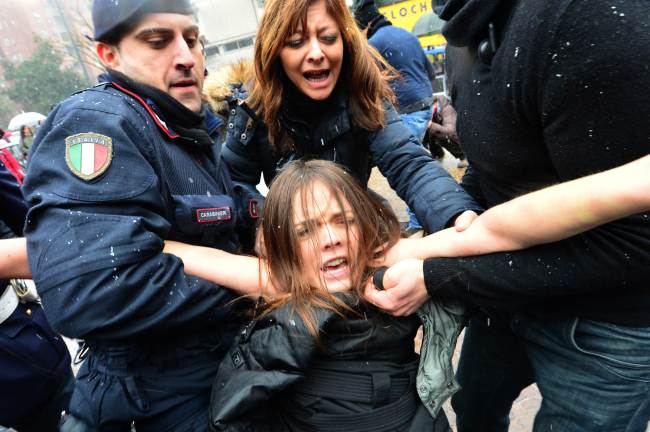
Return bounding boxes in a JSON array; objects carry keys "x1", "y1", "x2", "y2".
[
  {"x1": 23, "y1": 0, "x2": 260, "y2": 429},
  {"x1": 0, "y1": 161, "x2": 73, "y2": 432}
]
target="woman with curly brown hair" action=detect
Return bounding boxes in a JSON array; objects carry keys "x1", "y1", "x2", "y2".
[{"x1": 221, "y1": 0, "x2": 480, "y2": 234}]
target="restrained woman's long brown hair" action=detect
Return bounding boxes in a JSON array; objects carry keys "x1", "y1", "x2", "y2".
[
  {"x1": 257, "y1": 160, "x2": 400, "y2": 338},
  {"x1": 248, "y1": 0, "x2": 395, "y2": 153}
]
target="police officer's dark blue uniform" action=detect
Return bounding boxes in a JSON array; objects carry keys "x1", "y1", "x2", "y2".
[
  {"x1": 22, "y1": 1, "x2": 260, "y2": 430},
  {"x1": 0, "y1": 161, "x2": 73, "y2": 431}
]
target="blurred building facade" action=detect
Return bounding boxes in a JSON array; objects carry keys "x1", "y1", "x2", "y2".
[
  {"x1": 195, "y1": 0, "x2": 263, "y2": 72},
  {"x1": 2, "y1": 0, "x2": 358, "y2": 79},
  {"x1": 0, "y1": 0, "x2": 101, "y2": 83}
]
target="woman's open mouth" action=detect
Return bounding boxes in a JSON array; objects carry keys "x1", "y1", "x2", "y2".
[
  {"x1": 321, "y1": 257, "x2": 350, "y2": 278},
  {"x1": 303, "y1": 69, "x2": 331, "y2": 84}
]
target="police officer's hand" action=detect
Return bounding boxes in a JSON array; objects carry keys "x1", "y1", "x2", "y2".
[{"x1": 364, "y1": 259, "x2": 429, "y2": 316}]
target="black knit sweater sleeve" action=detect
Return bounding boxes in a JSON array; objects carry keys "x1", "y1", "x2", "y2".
[{"x1": 423, "y1": 0, "x2": 650, "y2": 325}]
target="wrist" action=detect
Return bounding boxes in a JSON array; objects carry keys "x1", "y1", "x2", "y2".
[{"x1": 422, "y1": 257, "x2": 462, "y2": 298}]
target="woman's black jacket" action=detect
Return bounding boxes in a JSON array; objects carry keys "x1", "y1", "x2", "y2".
[{"x1": 209, "y1": 299, "x2": 446, "y2": 432}]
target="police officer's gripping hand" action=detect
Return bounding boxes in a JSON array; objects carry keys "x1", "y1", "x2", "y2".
[{"x1": 364, "y1": 259, "x2": 429, "y2": 316}]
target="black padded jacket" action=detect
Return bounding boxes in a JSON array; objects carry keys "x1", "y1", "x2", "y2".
[{"x1": 209, "y1": 297, "x2": 449, "y2": 432}]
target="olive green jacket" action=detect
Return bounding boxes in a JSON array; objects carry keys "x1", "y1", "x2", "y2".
[{"x1": 416, "y1": 299, "x2": 466, "y2": 417}]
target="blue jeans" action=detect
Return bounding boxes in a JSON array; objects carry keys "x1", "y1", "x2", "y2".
[
  {"x1": 453, "y1": 312, "x2": 650, "y2": 432},
  {"x1": 400, "y1": 107, "x2": 433, "y2": 231}
]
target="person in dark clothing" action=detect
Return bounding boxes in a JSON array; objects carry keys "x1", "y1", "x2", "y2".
[
  {"x1": 367, "y1": 0, "x2": 650, "y2": 431},
  {"x1": 0, "y1": 161, "x2": 74, "y2": 432},
  {"x1": 353, "y1": 0, "x2": 438, "y2": 233},
  {"x1": 353, "y1": 0, "x2": 436, "y2": 128},
  {"x1": 161, "y1": 154, "x2": 650, "y2": 431},
  {"x1": 222, "y1": 0, "x2": 481, "y2": 235},
  {"x1": 22, "y1": 0, "x2": 261, "y2": 430},
  {"x1": 166, "y1": 155, "x2": 618, "y2": 431},
  {"x1": 187, "y1": 159, "x2": 451, "y2": 431},
  {"x1": 3, "y1": 131, "x2": 646, "y2": 430},
  {"x1": 204, "y1": 61, "x2": 253, "y2": 145}
]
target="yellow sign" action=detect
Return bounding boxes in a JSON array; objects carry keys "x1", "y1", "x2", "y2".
[
  {"x1": 420, "y1": 33, "x2": 446, "y2": 49},
  {"x1": 378, "y1": 0, "x2": 430, "y2": 33}
]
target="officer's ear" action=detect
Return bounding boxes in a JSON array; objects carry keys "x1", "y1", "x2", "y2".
[{"x1": 96, "y1": 42, "x2": 120, "y2": 70}]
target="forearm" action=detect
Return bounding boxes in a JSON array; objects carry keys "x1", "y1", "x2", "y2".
[
  {"x1": 395, "y1": 155, "x2": 650, "y2": 261},
  {"x1": 476, "y1": 155, "x2": 650, "y2": 249},
  {"x1": 0, "y1": 237, "x2": 30, "y2": 279},
  {"x1": 401, "y1": 225, "x2": 499, "y2": 259},
  {"x1": 26, "y1": 210, "x2": 239, "y2": 340},
  {"x1": 164, "y1": 241, "x2": 264, "y2": 296}
]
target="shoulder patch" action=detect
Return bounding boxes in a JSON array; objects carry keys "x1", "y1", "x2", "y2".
[{"x1": 65, "y1": 133, "x2": 113, "y2": 181}]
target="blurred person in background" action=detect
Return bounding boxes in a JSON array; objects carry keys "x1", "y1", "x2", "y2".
[
  {"x1": 353, "y1": 0, "x2": 438, "y2": 234},
  {"x1": 0, "y1": 128, "x2": 25, "y2": 184}
]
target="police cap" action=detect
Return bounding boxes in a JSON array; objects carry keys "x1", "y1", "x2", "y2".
[{"x1": 93, "y1": 0, "x2": 194, "y2": 43}]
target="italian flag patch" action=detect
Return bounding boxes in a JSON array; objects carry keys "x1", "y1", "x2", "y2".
[{"x1": 65, "y1": 133, "x2": 113, "y2": 181}]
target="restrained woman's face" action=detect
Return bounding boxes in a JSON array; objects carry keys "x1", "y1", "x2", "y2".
[
  {"x1": 292, "y1": 181, "x2": 360, "y2": 292},
  {"x1": 279, "y1": 0, "x2": 344, "y2": 101}
]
